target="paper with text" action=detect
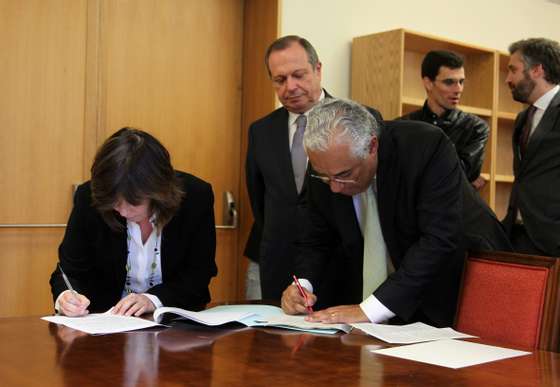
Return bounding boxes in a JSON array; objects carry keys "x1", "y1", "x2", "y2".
[
  {"x1": 351, "y1": 322, "x2": 476, "y2": 344},
  {"x1": 42, "y1": 312, "x2": 161, "y2": 335},
  {"x1": 372, "y1": 339, "x2": 531, "y2": 369}
]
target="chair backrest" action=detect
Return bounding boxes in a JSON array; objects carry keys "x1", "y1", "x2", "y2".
[{"x1": 455, "y1": 251, "x2": 560, "y2": 351}]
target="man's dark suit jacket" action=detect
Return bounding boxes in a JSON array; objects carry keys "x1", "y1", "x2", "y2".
[
  {"x1": 245, "y1": 91, "x2": 382, "y2": 302},
  {"x1": 50, "y1": 171, "x2": 217, "y2": 313},
  {"x1": 296, "y1": 120, "x2": 512, "y2": 327},
  {"x1": 502, "y1": 90, "x2": 560, "y2": 256}
]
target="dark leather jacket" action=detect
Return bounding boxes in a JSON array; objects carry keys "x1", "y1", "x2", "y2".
[{"x1": 400, "y1": 102, "x2": 489, "y2": 182}]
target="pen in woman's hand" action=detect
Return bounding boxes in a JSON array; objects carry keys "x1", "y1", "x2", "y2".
[{"x1": 58, "y1": 263, "x2": 80, "y2": 303}]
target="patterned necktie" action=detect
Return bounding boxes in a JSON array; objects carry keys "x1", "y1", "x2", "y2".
[
  {"x1": 519, "y1": 105, "x2": 537, "y2": 158},
  {"x1": 360, "y1": 185, "x2": 388, "y2": 299},
  {"x1": 291, "y1": 114, "x2": 307, "y2": 193}
]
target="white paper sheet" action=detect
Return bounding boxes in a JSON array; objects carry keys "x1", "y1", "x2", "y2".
[
  {"x1": 372, "y1": 339, "x2": 531, "y2": 369},
  {"x1": 42, "y1": 312, "x2": 162, "y2": 335},
  {"x1": 351, "y1": 322, "x2": 476, "y2": 343}
]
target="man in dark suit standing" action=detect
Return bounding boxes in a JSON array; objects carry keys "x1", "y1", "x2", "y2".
[
  {"x1": 281, "y1": 98, "x2": 511, "y2": 327},
  {"x1": 245, "y1": 35, "x2": 327, "y2": 301},
  {"x1": 246, "y1": 36, "x2": 382, "y2": 302},
  {"x1": 502, "y1": 38, "x2": 560, "y2": 256}
]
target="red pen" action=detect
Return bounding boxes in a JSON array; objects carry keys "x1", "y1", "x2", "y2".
[{"x1": 292, "y1": 274, "x2": 313, "y2": 314}]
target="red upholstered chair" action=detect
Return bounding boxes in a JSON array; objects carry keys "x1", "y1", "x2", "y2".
[{"x1": 455, "y1": 251, "x2": 560, "y2": 351}]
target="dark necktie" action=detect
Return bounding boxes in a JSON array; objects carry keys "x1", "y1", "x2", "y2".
[
  {"x1": 519, "y1": 105, "x2": 537, "y2": 158},
  {"x1": 292, "y1": 115, "x2": 307, "y2": 193}
]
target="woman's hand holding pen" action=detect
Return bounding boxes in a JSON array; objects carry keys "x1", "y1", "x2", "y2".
[
  {"x1": 281, "y1": 284, "x2": 317, "y2": 315},
  {"x1": 58, "y1": 290, "x2": 90, "y2": 317}
]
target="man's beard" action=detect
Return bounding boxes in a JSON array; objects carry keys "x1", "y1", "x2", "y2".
[{"x1": 511, "y1": 72, "x2": 536, "y2": 103}]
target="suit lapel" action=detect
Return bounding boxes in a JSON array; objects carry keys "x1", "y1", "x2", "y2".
[
  {"x1": 159, "y1": 216, "x2": 179, "y2": 279},
  {"x1": 109, "y1": 223, "x2": 128, "y2": 290},
  {"x1": 375, "y1": 124, "x2": 397, "y2": 261},
  {"x1": 332, "y1": 192, "x2": 363, "y2": 250},
  {"x1": 270, "y1": 109, "x2": 300, "y2": 197},
  {"x1": 512, "y1": 109, "x2": 526, "y2": 176}
]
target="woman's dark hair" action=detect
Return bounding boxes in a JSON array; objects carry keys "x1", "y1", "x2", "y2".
[{"x1": 91, "y1": 127, "x2": 184, "y2": 231}]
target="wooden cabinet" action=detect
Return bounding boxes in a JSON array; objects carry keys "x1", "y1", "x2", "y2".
[{"x1": 351, "y1": 28, "x2": 523, "y2": 218}]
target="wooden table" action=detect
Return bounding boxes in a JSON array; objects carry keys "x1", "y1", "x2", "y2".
[{"x1": 0, "y1": 316, "x2": 558, "y2": 386}]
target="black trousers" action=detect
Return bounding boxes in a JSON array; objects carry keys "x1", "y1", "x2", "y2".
[{"x1": 510, "y1": 224, "x2": 545, "y2": 255}]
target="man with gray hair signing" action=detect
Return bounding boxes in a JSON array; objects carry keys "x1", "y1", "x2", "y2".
[{"x1": 281, "y1": 98, "x2": 511, "y2": 327}]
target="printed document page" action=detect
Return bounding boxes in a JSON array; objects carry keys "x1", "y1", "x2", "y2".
[
  {"x1": 351, "y1": 322, "x2": 476, "y2": 344},
  {"x1": 42, "y1": 312, "x2": 161, "y2": 335},
  {"x1": 372, "y1": 339, "x2": 531, "y2": 368}
]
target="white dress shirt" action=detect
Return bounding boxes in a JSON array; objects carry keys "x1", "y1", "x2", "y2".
[
  {"x1": 528, "y1": 84, "x2": 560, "y2": 138},
  {"x1": 125, "y1": 218, "x2": 163, "y2": 308},
  {"x1": 287, "y1": 90, "x2": 326, "y2": 150}
]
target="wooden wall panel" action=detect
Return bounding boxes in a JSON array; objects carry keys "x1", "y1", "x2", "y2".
[
  {"x1": 0, "y1": 0, "x2": 88, "y2": 317},
  {"x1": 96, "y1": 0, "x2": 244, "y2": 302},
  {"x1": 0, "y1": 229, "x2": 64, "y2": 316},
  {"x1": 0, "y1": 0, "x2": 87, "y2": 224},
  {"x1": 0, "y1": 0, "x2": 280, "y2": 316},
  {"x1": 237, "y1": 0, "x2": 279, "y2": 297}
]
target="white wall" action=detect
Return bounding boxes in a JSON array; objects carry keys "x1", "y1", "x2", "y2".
[{"x1": 280, "y1": 0, "x2": 560, "y2": 98}]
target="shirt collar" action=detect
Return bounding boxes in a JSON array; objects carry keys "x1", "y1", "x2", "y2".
[
  {"x1": 422, "y1": 100, "x2": 456, "y2": 121},
  {"x1": 288, "y1": 89, "x2": 326, "y2": 126},
  {"x1": 126, "y1": 213, "x2": 158, "y2": 231},
  {"x1": 533, "y1": 84, "x2": 560, "y2": 111}
]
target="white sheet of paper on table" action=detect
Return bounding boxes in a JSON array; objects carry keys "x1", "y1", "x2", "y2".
[
  {"x1": 351, "y1": 322, "x2": 476, "y2": 344},
  {"x1": 42, "y1": 311, "x2": 162, "y2": 335},
  {"x1": 372, "y1": 339, "x2": 531, "y2": 369}
]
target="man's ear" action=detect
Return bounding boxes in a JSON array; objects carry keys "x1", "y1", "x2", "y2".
[
  {"x1": 422, "y1": 76, "x2": 436, "y2": 96},
  {"x1": 369, "y1": 136, "x2": 378, "y2": 156},
  {"x1": 422, "y1": 76, "x2": 434, "y2": 93},
  {"x1": 315, "y1": 61, "x2": 323, "y2": 78},
  {"x1": 530, "y1": 63, "x2": 545, "y2": 80}
]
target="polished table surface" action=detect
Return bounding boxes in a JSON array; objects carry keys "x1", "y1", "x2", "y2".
[{"x1": 0, "y1": 316, "x2": 559, "y2": 386}]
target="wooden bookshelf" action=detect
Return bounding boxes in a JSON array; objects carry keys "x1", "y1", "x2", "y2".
[{"x1": 351, "y1": 28, "x2": 523, "y2": 218}]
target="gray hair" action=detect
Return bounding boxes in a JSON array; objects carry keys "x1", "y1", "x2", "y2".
[{"x1": 304, "y1": 98, "x2": 379, "y2": 159}]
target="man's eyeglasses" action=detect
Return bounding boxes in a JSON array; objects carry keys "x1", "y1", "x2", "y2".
[
  {"x1": 310, "y1": 174, "x2": 357, "y2": 185},
  {"x1": 436, "y1": 78, "x2": 465, "y2": 87}
]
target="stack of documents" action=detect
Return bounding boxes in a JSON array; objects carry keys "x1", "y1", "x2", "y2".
[
  {"x1": 155, "y1": 304, "x2": 351, "y2": 334},
  {"x1": 42, "y1": 304, "x2": 351, "y2": 335}
]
